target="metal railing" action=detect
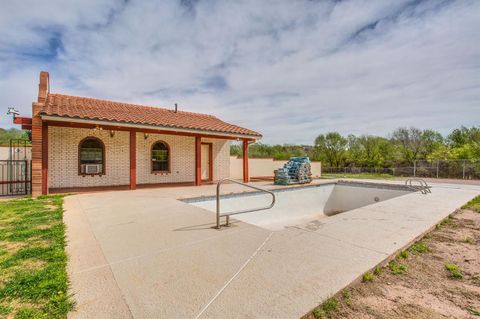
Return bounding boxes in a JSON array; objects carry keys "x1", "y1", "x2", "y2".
[
  {"x1": 216, "y1": 178, "x2": 276, "y2": 229},
  {"x1": 405, "y1": 178, "x2": 431, "y2": 194}
]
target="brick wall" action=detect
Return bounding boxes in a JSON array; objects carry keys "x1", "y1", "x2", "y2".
[
  {"x1": 48, "y1": 127, "x2": 130, "y2": 189},
  {"x1": 48, "y1": 127, "x2": 231, "y2": 189},
  {"x1": 136, "y1": 133, "x2": 230, "y2": 184},
  {"x1": 136, "y1": 133, "x2": 195, "y2": 184},
  {"x1": 202, "y1": 138, "x2": 230, "y2": 181}
]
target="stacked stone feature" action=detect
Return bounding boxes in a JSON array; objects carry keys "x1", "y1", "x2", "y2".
[{"x1": 274, "y1": 157, "x2": 312, "y2": 185}]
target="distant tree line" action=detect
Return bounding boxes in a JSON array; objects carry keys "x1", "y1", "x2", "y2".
[
  {"x1": 1, "y1": 126, "x2": 478, "y2": 167},
  {"x1": 231, "y1": 126, "x2": 480, "y2": 167},
  {"x1": 0, "y1": 128, "x2": 29, "y2": 146},
  {"x1": 230, "y1": 143, "x2": 313, "y2": 161}
]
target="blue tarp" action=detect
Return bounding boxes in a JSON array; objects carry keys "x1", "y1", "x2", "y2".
[{"x1": 274, "y1": 157, "x2": 312, "y2": 185}]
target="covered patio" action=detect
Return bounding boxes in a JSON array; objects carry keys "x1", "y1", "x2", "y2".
[
  {"x1": 41, "y1": 119, "x2": 252, "y2": 194},
  {"x1": 13, "y1": 71, "x2": 261, "y2": 195}
]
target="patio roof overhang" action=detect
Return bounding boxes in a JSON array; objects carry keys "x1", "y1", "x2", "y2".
[
  {"x1": 13, "y1": 116, "x2": 33, "y2": 130},
  {"x1": 41, "y1": 115, "x2": 260, "y2": 141}
]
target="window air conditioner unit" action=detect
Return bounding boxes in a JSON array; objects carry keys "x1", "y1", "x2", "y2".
[{"x1": 85, "y1": 164, "x2": 101, "y2": 174}]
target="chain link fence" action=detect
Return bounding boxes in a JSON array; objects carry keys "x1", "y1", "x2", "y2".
[{"x1": 322, "y1": 159, "x2": 480, "y2": 180}]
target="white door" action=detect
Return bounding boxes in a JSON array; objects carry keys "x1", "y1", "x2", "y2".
[{"x1": 201, "y1": 144, "x2": 211, "y2": 180}]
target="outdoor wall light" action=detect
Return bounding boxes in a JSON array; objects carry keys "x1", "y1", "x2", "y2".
[
  {"x1": 110, "y1": 130, "x2": 115, "y2": 138},
  {"x1": 144, "y1": 133, "x2": 149, "y2": 140}
]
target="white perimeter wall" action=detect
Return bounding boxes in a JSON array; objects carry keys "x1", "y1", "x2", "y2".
[
  {"x1": 230, "y1": 156, "x2": 321, "y2": 179},
  {"x1": 0, "y1": 146, "x2": 32, "y2": 160}
]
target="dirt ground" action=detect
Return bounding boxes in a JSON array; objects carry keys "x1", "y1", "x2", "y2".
[{"x1": 304, "y1": 208, "x2": 480, "y2": 319}]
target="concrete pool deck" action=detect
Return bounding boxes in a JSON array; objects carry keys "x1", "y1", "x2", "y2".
[{"x1": 64, "y1": 180, "x2": 480, "y2": 318}]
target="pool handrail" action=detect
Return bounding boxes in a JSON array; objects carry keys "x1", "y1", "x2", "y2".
[
  {"x1": 404, "y1": 178, "x2": 431, "y2": 194},
  {"x1": 216, "y1": 178, "x2": 276, "y2": 229}
]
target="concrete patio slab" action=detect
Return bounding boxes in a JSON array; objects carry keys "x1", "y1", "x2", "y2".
[
  {"x1": 200, "y1": 227, "x2": 387, "y2": 319},
  {"x1": 110, "y1": 227, "x2": 269, "y2": 318},
  {"x1": 65, "y1": 195, "x2": 132, "y2": 319},
  {"x1": 64, "y1": 180, "x2": 479, "y2": 319}
]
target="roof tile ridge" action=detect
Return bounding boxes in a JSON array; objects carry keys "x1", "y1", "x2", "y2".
[{"x1": 47, "y1": 93, "x2": 217, "y2": 118}]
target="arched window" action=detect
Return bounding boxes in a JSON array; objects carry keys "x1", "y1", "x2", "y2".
[
  {"x1": 79, "y1": 137, "x2": 105, "y2": 175},
  {"x1": 151, "y1": 141, "x2": 170, "y2": 172}
]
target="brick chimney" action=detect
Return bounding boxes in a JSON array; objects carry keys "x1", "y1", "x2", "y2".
[{"x1": 37, "y1": 71, "x2": 49, "y2": 103}]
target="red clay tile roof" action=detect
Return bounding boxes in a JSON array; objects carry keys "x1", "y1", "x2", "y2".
[{"x1": 40, "y1": 93, "x2": 261, "y2": 138}]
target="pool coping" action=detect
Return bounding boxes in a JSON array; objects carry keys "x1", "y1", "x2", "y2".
[{"x1": 180, "y1": 180, "x2": 413, "y2": 203}]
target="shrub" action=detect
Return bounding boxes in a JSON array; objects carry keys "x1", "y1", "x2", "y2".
[
  {"x1": 445, "y1": 263, "x2": 463, "y2": 279},
  {"x1": 409, "y1": 242, "x2": 429, "y2": 254},
  {"x1": 389, "y1": 261, "x2": 407, "y2": 275},
  {"x1": 313, "y1": 297, "x2": 338, "y2": 318},
  {"x1": 362, "y1": 272, "x2": 374, "y2": 282}
]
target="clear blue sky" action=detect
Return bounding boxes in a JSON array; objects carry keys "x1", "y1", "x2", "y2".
[{"x1": 1, "y1": 0, "x2": 479, "y2": 144}]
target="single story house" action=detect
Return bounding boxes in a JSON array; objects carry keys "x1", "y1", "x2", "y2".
[{"x1": 14, "y1": 72, "x2": 261, "y2": 195}]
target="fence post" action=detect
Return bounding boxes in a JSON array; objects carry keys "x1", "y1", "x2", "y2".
[
  {"x1": 462, "y1": 160, "x2": 466, "y2": 179},
  {"x1": 436, "y1": 161, "x2": 439, "y2": 179},
  {"x1": 24, "y1": 160, "x2": 28, "y2": 194},
  {"x1": 413, "y1": 160, "x2": 416, "y2": 177}
]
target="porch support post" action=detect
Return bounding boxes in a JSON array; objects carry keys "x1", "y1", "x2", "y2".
[
  {"x1": 195, "y1": 136, "x2": 201, "y2": 186},
  {"x1": 129, "y1": 131, "x2": 136, "y2": 190},
  {"x1": 41, "y1": 122, "x2": 48, "y2": 195},
  {"x1": 31, "y1": 72, "x2": 49, "y2": 196},
  {"x1": 242, "y1": 138, "x2": 249, "y2": 183}
]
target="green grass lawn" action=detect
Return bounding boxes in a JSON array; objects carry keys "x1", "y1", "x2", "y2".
[
  {"x1": 462, "y1": 195, "x2": 480, "y2": 213},
  {"x1": 0, "y1": 195, "x2": 74, "y2": 318},
  {"x1": 321, "y1": 173, "x2": 395, "y2": 180}
]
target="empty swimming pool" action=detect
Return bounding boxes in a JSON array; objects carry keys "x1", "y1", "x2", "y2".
[{"x1": 184, "y1": 181, "x2": 413, "y2": 230}]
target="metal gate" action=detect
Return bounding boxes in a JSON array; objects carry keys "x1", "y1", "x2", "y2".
[
  {"x1": 0, "y1": 160, "x2": 30, "y2": 196},
  {"x1": 1, "y1": 139, "x2": 31, "y2": 196},
  {"x1": 10, "y1": 139, "x2": 30, "y2": 161}
]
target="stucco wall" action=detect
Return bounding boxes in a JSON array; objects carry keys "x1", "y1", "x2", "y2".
[
  {"x1": 48, "y1": 127, "x2": 130, "y2": 188},
  {"x1": 230, "y1": 156, "x2": 321, "y2": 179},
  {"x1": 0, "y1": 146, "x2": 32, "y2": 160}
]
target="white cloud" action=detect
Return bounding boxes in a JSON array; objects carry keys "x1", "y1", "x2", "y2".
[{"x1": 0, "y1": 0, "x2": 479, "y2": 144}]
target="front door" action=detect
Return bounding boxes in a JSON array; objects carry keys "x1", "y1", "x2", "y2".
[{"x1": 201, "y1": 143, "x2": 212, "y2": 181}]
